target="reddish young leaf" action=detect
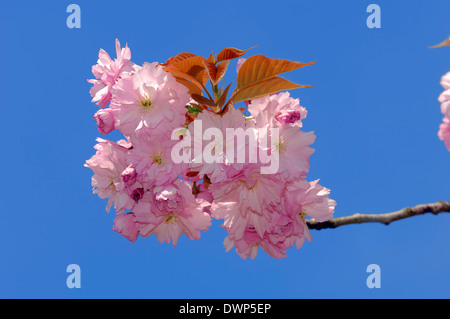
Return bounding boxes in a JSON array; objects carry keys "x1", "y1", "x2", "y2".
[
  {"x1": 164, "y1": 55, "x2": 208, "y2": 89},
  {"x1": 161, "y1": 52, "x2": 197, "y2": 66},
  {"x1": 207, "y1": 52, "x2": 216, "y2": 64},
  {"x1": 430, "y1": 35, "x2": 450, "y2": 48},
  {"x1": 174, "y1": 76, "x2": 203, "y2": 95},
  {"x1": 203, "y1": 60, "x2": 218, "y2": 84},
  {"x1": 231, "y1": 76, "x2": 312, "y2": 103},
  {"x1": 215, "y1": 60, "x2": 229, "y2": 84},
  {"x1": 204, "y1": 59, "x2": 230, "y2": 85},
  {"x1": 174, "y1": 56, "x2": 207, "y2": 79},
  {"x1": 237, "y1": 55, "x2": 315, "y2": 89},
  {"x1": 216, "y1": 46, "x2": 255, "y2": 62},
  {"x1": 216, "y1": 83, "x2": 232, "y2": 108},
  {"x1": 191, "y1": 94, "x2": 216, "y2": 107},
  {"x1": 164, "y1": 64, "x2": 204, "y2": 90}
]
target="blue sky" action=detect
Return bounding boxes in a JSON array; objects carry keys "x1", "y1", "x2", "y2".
[{"x1": 1, "y1": 1, "x2": 449, "y2": 298}]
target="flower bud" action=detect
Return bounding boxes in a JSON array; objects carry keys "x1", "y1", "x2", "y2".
[
  {"x1": 121, "y1": 165, "x2": 137, "y2": 186},
  {"x1": 131, "y1": 187, "x2": 144, "y2": 202},
  {"x1": 275, "y1": 109, "x2": 302, "y2": 125},
  {"x1": 94, "y1": 109, "x2": 115, "y2": 134}
]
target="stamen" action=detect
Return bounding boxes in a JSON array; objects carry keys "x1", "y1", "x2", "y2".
[
  {"x1": 164, "y1": 213, "x2": 176, "y2": 224},
  {"x1": 139, "y1": 94, "x2": 152, "y2": 113},
  {"x1": 150, "y1": 153, "x2": 164, "y2": 166}
]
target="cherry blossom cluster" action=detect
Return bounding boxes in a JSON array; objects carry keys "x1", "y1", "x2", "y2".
[
  {"x1": 85, "y1": 39, "x2": 336, "y2": 259},
  {"x1": 438, "y1": 71, "x2": 450, "y2": 150}
]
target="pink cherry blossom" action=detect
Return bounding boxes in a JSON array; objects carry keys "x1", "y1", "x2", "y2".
[
  {"x1": 252, "y1": 123, "x2": 315, "y2": 181},
  {"x1": 85, "y1": 138, "x2": 137, "y2": 213},
  {"x1": 438, "y1": 117, "x2": 450, "y2": 150},
  {"x1": 220, "y1": 176, "x2": 335, "y2": 259},
  {"x1": 121, "y1": 164, "x2": 137, "y2": 186},
  {"x1": 438, "y1": 71, "x2": 450, "y2": 150},
  {"x1": 131, "y1": 187, "x2": 145, "y2": 203},
  {"x1": 210, "y1": 164, "x2": 283, "y2": 247},
  {"x1": 85, "y1": 42, "x2": 336, "y2": 258},
  {"x1": 134, "y1": 179, "x2": 211, "y2": 246},
  {"x1": 275, "y1": 109, "x2": 302, "y2": 125},
  {"x1": 211, "y1": 164, "x2": 282, "y2": 216},
  {"x1": 88, "y1": 39, "x2": 135, "y2": 108},
  {"x1": 126, "y1": 132, "x2": 185, "y2": 185},
  {"x1": 112, "y1": 213, "x2": 140, "y2": 242},
  {"x1": 195, "y1": 183, "x2": 213, "y2": 206},
  {"x1": 221, "y1": 203, "x2": 308, "y2": 260},
  {"x1": 187, "y1": 107, "x2": 248, "y2": 183},
  {"x1": 94, "y1": 108, "x2": 115, "y2": 134},
  {"x1": 110, "y1": 62, "x2": 190, "y2": 136},
  {"x1": 285, "y1": 178, "x2": 336, "y2": 223},
  {"x1": 249, "y1": 92, "x2": 307, "y2": 128}
]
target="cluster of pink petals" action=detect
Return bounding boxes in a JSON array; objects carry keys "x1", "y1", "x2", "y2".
[
  {"x1": 187, "y1": 107, "x2": 247, "y2": 183},
  {"x1": 88, "y1": 39, "x2": 135, "y2": 109},
  {"x1": 85, "y1": 138, "x2": 139, "y2": 213},
  {"x1": 438, "y1": 71, "x2": 450, "y2": 150},
  {"x1": 133, "y1": 179, "x2": 211, "y2": 245},
  {"x1": 85, "y1": 41, "x2": 336, "y2": 259},
  {"x1": 86, "y1": 41, "x2": 211, "y2": 246},
  {"x1": 207, "y1": 91, "x2": 336, "y2": 259},
  {"x1": 110, "y1": 62, "x2": 190, "y2": 137}
]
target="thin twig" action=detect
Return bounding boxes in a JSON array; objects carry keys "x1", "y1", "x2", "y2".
[{"x1": 307, "y1": 201, "x2": 450, "y2": 230}]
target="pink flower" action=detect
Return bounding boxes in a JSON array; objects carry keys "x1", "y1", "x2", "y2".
[
  {"x1": 210, "y1": 164, "x2": 282, "y2": 245},
  {"x1": 85, "y1": 138, "x2": 136, "y2": 213},
  {"x1": 85, "y1": 41, "x2": 337, "y2": 259},
  {"x1": 275, "y1": 109, "x2": 302, "y2": 125},
  {"x1": 88, "y1": 39, "x2": 135, "y2": 108},
  {"x1": 110, "y1": 62, "x2": 190, "y2": 136},
  {"x1": 253, "y1": 123, "x2": 315, "y2": 181},
  {"x1": 259, "y1": 212, "x2": 305, "y2": 259},
  {"x1": 211, "y1": 164, "x2": 282, "y2": 216},
  {"x1": 285, "y1": 178, "x2": 336, "y2": 223},
  {"x1": 94, "y1": 108, "x2": 115, "y2": 134},
  {"x1": 438, "y1": 72, "x2": 450, "y2": 150},
  {"x1": 438, "y1": 117, "x2": 450, "y2": 150},
  {"x1": 222, "y1": 204, "x2": 308, "y2": 260},
  {"x1": 215, "y1": 174, "x2": 335, "y2": 259},
  {"x1": 439, "y1": 72, "x2": 450, "y2": 104},
  {"x1": 112, "y1": 213, "x2": 140, "y2": 242},
  {"x1": 187, "y1": 107, "x2": 248, "y2": 183},
  {"x1": 134, "y1": 179, "x2": 211, "y2": 246},
  {"x1": 131, "y1": 187, "x2": 145, "y2": 202},
  {"x1": 240, "y1": 93, "x2": 315, "y2": 181},
  {"x1": 121, "y1": 165, "x2": 137, "y2": 186},
  {"x1": 195, "y1": 183, "x2": 213, "y2": 205},
  {"x1": 152, "y1": 184, "x2": 184, "y2": 213},
  {"x1": 126, "y1": 132, "x2": 184, "y2": 185},
  {"x1": 249, "y1": 92, "x2": 307, "y2": 128},
  {"x1": 224, "y1": 233, "x2": 260, "y2": 260}
]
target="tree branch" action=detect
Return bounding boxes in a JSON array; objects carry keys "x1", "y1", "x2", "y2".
[{"x1": 307, "y1": 201, "x2": 450, "y2": 230}]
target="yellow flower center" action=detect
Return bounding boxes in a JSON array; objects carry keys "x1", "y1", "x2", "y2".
[
  {"x1": 276, "y1": 137, "x2": 287, "y2": 154},
  {"x1": 150, "y1": 153, "x2": 164, "y2": 166},
  {"x1": 139, "y1": 94, "x2": 152, "y2": 113},
  {"x1": 164, "y1": 213, "x2": 177, "y2": 224},
  {"x1": 240, "y1": 180, "x2": 257, "y2": 190},
  {"x1": 299, "y1": 209, "x2": 306, "y2": 221}
]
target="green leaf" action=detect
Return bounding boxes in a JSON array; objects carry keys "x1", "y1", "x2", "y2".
[{"x1": 185, "y1": 105, "x2": 200, "y2": 114}]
